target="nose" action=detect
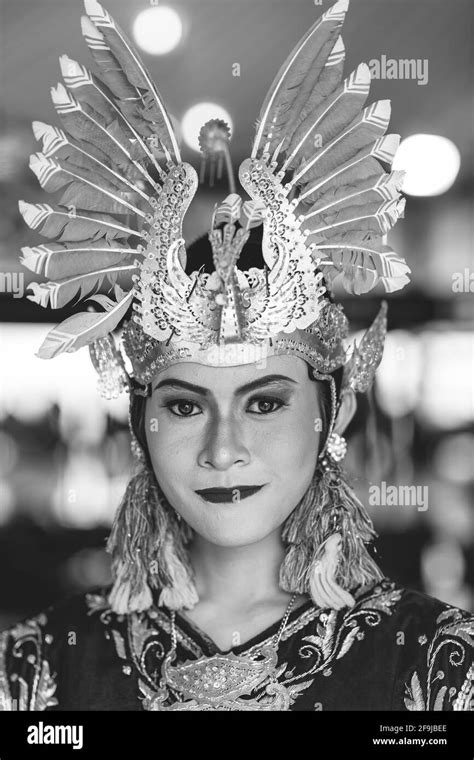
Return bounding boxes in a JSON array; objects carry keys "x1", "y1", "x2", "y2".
[{"x1": 197, "y1": 411, "x2": 251, "y2": 470}]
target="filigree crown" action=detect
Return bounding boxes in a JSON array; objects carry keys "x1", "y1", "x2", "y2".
[{"x1": 18, "y1": 0, "x2": 409, "y2": 396}]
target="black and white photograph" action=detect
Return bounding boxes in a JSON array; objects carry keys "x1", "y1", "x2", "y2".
[{"x1": 0, "y1": 0, "x2": 472, "y2": 740}]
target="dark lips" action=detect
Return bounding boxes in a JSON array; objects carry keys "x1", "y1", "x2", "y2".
[{"x1": 195, "y1": 485, "x2": 264, "y2": 503}]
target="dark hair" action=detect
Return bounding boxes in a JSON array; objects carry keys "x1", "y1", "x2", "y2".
[
  {"x1": 307, "y1": 363, "x2": 343, "y2": 458},
  {"x1": 131, "y1": 389, "x2": 153, "y2": 471}
]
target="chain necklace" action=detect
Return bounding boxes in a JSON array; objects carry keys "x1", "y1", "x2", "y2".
[{"x1": 140, "y1": 593, "x2": 298, "y2": 711}]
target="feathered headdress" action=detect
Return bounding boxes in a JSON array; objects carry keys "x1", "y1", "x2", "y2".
[{"x1": 19, "y1": 0, "x2": 409, "y2": 399}]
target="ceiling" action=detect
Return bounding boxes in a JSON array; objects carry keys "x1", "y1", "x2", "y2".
[{"x1": 1, "y1": 0, "x2": 473, "y2": 180}]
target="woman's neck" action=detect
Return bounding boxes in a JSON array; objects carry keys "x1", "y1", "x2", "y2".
[
  {"x1": 183, "y1": 530, "x2": 310, "y2": 651},
  {"x1": 188, "y1": 529, "x2": 290, "y2": 610}
]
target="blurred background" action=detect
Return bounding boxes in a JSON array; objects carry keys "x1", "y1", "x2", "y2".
[{"x1": 0, "y1": 0, "x2": 473, "y2": 628}]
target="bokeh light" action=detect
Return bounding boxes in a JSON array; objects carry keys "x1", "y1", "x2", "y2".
[
  {"x1": 375, "y1": 331, "x2": 422, "y2": 418},
  {"x1": 393, "y1": 134, "x2": 461, "y2": 196},
  {"x1": 132, "y1": 6, "x2": 183, "y2": 55},
  {"x1": 181, "y1": 102, "x2": 233, "y2": 152}
]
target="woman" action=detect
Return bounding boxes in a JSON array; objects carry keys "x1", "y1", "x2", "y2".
[{"x1": 1, "y1": 0, "x2": 472, "y2": 711}]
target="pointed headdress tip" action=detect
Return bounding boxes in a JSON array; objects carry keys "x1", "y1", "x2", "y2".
[
  {"x1": 31, "y1": 121, "x2": 44, "y2": 138},
  {"x1": 84, "y1": 0, "x2": 104, "y2": 16},
  {"x1": 324, "y1": 0, "x2": 350, "y2": 20},
  {"x1": 357, "y1": 61, "x2": 371, "y2": 80},
  {"x1": 28, "y1": 152, "x2": 40, "y2": 171},
  {"x1": 332, "y1": 35, "x2": 344, "y2": 52},
  {"x1": 372, "y1": 301, "x2": 388, "y2": 334},
  {"x1": 367, "y1": 302, "x2": 389, "y2": 345},
  {"x1": 50, "y1": 82, "x2": 67, "y2": 101},
  {"x1": 329, "y1": 34, "x2": 345, "y2": 58},
  {"x1": 80, "y1": 14, "x2": 103, "y2": 39},
  {"x1": 341, "y1": 302, "x2": 389, "y2": 396},
  {"x1": 59, "y1": 53, "x2": 78, "y2": 73}
]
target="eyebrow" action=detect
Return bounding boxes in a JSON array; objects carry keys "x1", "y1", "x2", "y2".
[{"x1": 152, "y1": 374, "x2": 298, "y2": 397}]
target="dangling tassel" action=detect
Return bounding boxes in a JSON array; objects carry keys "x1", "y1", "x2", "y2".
[
  {"x1": 157, "y1": 532, "x2": 199, "y2": 610},
  {"x1": 309, "y1": 534, "x2": 356, "y2": 610},
  {"x1": 107, "y1": 467, "x2": 155, "y2": 614},
  {"x1": 280, "y1": 459, "x2": 384, "y2": 609},
  {"x1": 107, "y1": 465, "x2": 198, "y2": 614}
]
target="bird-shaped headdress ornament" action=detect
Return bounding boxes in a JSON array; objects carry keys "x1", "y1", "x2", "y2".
[{"x1": 19, "y1": 0, "x2": 409, "y2": 399}]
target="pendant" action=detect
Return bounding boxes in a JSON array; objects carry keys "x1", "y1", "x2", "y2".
[{"x1": 140, "y1": 644, "x2": 291, "y2": 711}]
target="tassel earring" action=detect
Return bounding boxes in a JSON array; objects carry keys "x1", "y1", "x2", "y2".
[
  {"x1": 280, "y1": 432, "x2": 383, "y2": 610},
  {"x1": 309, "y1": 432, "x2": 354, "y2": 609},
  {"x1": 107, "y1": 388, "x2": 199, "y2": 615},
  {"x1": 107, "y1": 464, "x2": 199, "y2": 614}
]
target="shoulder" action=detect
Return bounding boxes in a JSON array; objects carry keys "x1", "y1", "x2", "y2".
[
  {"x1": 362, "y1": 579, "x2": 473, "y2": 629},
  {"x1": 0, "y1": 585, "x2": 116, "y2": 711},
  {"x1": 0, "y1": 584, "x2": 115, "y2": 643},
  {"x1": 353, "y1": 576, "x2": 473, "y2": 633},
  {"x1": 354, "y1": 578, "x2": 473, "y2": 710}
]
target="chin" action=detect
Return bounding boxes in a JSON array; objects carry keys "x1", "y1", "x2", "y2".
[
  {"x1": 193, "y1": 522, "x2": 277, "y2": 548},
  {"x1": 176, "y1": 489, "x2": 293, "y2": 547}
]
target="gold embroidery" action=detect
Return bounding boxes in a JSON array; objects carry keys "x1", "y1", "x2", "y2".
[
  {"x1": 88, "y1": 581, "x2": 402, "y2": 710},
  {"x1": 279, "y1": 583, "x2": 402, "y2": 690},
  {"x1": 140, "y1": 646, "x2": 294, "y2": 711},
  {"x1": 404, "y1": 608, "x2": 474, "y2": 711},
  {"x1": 452, "y1": 664, "x2": 473, "y2": 711},
  {"x1": 0, "y1": 632, "x2": 13, "y2": 710},
  {"x1": 0, "y1": 616, "x2": 58, "y2": 711},
  {"x1": 87, "y1": 582, "x2": 472, "y2": 711}
]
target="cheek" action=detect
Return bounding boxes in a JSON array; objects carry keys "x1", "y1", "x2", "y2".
[
  {"x1": 256, "y1": 400, "x2": 321, "y2": 473},
  {"x1": 145, "y1": 398, "x2": 192, "y2": 445},
  {"x1": 144, "y1": 402, "x2": 191, "y2": 480}
]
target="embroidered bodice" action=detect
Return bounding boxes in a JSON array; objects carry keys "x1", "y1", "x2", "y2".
[{"x1": 0, "y1": 578, "x2": 472, "y2": 711}]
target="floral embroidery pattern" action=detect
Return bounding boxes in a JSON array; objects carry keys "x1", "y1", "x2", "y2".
[
  {"x1": 277, "y1": 582, "x2": 402, "y2": 692},
  {"x1": 86, "y1": 580, "x2": 403, "y2": 710},
  {"x1": 1, "y1": 582, "x2": 471, "y2": 711},
  {"x1": 404, "y1": 608, "x2": 474, "y2": 711},
  {"x1": 0, "y1": 616, "x2": 58, "y2": 711}
]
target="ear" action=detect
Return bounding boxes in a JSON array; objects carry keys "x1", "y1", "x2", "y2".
[{"x1": 333, "y1": 389, "x2": 357, "y2": 437}]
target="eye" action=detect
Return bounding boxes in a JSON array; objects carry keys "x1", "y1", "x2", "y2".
[
  {"x1": 165, "y1": 399, "x2": 202, "y2": 417},
  {"x1": 247, "y1": 396, "x2": 287, "y2": 415}
]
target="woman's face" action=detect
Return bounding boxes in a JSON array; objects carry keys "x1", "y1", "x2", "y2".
[{"x1": 144, "y1": 355, "x2": 323, "y2": 547}]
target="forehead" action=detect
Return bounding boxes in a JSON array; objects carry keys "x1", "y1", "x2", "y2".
[{"x1": 152, "y1": 355, "x2": 310, "y2": 390}]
